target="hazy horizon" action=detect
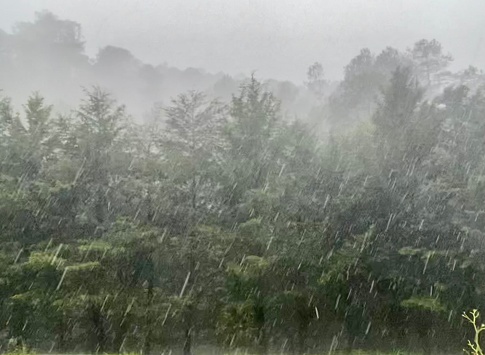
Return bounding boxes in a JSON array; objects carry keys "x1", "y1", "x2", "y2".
[{"x1": 1, "y1": 0, "x2": 484, "y2": 83}]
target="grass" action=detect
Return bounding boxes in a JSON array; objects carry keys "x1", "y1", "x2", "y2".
[
  {"x1": 0, "y1": 346, "x2": 455, "y2": 355},
  {"x1": 222, "y1": 351, "x2": 426, "y2": 355}
]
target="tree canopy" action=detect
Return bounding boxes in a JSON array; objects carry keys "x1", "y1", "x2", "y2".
[{"x1": 1, "y1": 11, "x2": 485, "y2": 355}]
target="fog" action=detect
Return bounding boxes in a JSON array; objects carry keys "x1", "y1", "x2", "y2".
[
  {"x1": 2, "y1": 0, "x2": 485, "y2": 82},
  {"x1": 3, "y1": 2, "x2": 485, "y2": 355}
]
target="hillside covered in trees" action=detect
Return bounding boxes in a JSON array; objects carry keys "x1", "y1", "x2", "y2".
[{"x1": 2, "y1": 10, "x2": 485, "y2": 355}]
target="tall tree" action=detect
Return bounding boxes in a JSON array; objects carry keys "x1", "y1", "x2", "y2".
[
  {"x1": 305, "y1": 62, "x2": 326, "y2": 101},
  {"x1": 410, "y1": 39, "x2": 453, "y2": 87}
]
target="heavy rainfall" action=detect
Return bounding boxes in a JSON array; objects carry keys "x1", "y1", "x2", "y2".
[{"x1": 1, "y1": 1, "x2": 485, "y2": 354}]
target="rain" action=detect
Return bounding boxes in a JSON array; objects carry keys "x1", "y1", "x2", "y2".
[{"x1": 1, "y1": 1, "x2": 485, "y2": 355}]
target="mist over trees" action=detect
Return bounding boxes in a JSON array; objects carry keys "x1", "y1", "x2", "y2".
[{"x1": 2, "y1": 9, "x2": 485, "y2": 355}]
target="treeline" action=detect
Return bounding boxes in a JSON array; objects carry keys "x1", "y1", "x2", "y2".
[
  {"x1": 2, "y1": 9, "x2": 485, "y2": 355},
  {"x1": 0, "y1": 11, "x2": 315, "y2": 119},
  {"x1": 1, "y1": 64, "x2": 485, "y2": 355},
  {"x1": 5, "y1": 11, "x2": 485, "y2": 126},
  {"x1": 0, "y1": 11, "x2": 234, "y2": 117}
]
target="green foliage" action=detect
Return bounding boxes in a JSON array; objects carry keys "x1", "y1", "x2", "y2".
[
  {"x1": 400, "y1": 296, "x2": 446, "y2": 313},
  {"x1": 0, "y1": 54, "x2": 485, "y2": 355}
]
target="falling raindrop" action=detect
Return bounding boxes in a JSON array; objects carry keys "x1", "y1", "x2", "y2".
[
  {"x1": 179, "y1": 271, "x2": 191, "y2": 297},
  {"x1": 365, "y1": 321, "x2": 372, "y2": 335}
]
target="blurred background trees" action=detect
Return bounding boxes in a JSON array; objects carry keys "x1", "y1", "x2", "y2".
[{"x1": 1, "y1": 10, "x2": 485, "y2": 355}]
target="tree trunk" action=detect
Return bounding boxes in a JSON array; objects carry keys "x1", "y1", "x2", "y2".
[
  {"x1": 345, "y1": 335, "x2": 356, "y2": 354},
  {"x1": 89, "y1": 303, "x2": 106, "y2": 354},
  {"x1": 183, "y1": 326, "x2": 192, "y2": 355},
  {"x1": 143, "y1": 277, "x2": 154, "y2": 355},
  {"x1": 257, "y1": 326, "x2": 268, "y2": 355},
  {"x1": 55, "y1": 319, "x2": 69, "y2": 352},
  {"x1": 255, "y1": 306, "x2": 268, "y2": 355},
  {"x1": 297, "y1": 322, "x2": 308, "y2": 354},
  {"x1": 112, "y1": 317, "x2": 129, "y2": 353}
]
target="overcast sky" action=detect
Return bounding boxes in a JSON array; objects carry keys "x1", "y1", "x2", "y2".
[{"x1": 1, "y1": 0, "x2": 484, "y2": 83}]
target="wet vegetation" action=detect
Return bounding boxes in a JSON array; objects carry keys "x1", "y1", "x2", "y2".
[{"x1": 2, "y1": 10, "x2": 485, "y2": 355}]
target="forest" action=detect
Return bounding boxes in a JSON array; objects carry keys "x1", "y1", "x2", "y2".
[{"x1": 2, "y1": 10, "x2": 485, "y2": 355}]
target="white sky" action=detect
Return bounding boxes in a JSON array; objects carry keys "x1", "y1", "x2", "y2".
[{"x1": 1, "y1": 0, "x2": 484, "y2": 83}]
